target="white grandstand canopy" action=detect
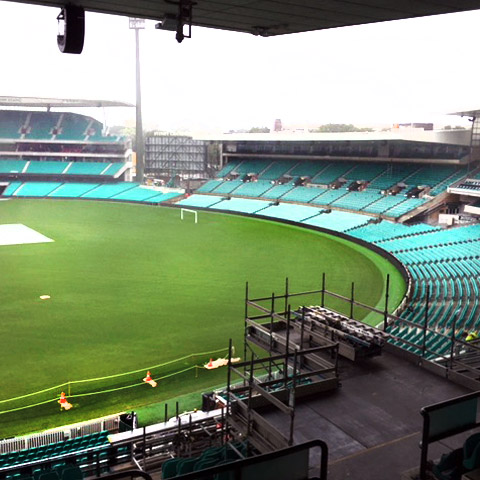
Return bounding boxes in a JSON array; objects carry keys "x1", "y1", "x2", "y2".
[
  {"x1": 0, "y1": 96, "x2": 133, "y2": 109},
  {"x1": 196, "y1": 129, "x2": 471, "y2": 146}
]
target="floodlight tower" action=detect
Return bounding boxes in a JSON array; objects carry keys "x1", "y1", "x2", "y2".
[{"x1": 129, "y1": 18, "x2": 145, "y2": 183}]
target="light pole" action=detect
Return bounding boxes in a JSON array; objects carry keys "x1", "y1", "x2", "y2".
[{"x1": 129, "y1": 18, "x2": 145, "y2": 183}]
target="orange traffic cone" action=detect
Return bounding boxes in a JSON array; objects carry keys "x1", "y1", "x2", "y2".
[
  {"x1": 58, "y1": 392, "x2": 73, "y2": 411},
  {"x1": 143, "y1": 371, "x2": 157, "y2": 387}
]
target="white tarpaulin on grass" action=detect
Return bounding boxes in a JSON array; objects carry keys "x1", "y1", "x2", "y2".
[{"x1": 0, "y1": 224, "x2": 54, "y2": 246}]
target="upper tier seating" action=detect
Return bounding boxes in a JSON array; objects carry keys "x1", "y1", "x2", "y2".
[
  {"x1": 232, "y1": 180, "x2": 273, "y2": 197},
  {"x1": 344, "y1": 163, "x2": 386, "y2": 182},
  {"x1": 281, "y1": 186, "x2": 326, "y2": 203},
  {"x1": 0, "y1": 110, "x2": 125, "y2": 142},
  {"x1": 383, "y1": 198, "x2": 426, "y2": 218},
  {"x1": 234, "y1": 159, "x2": 271, "y2": 175},
  {"x1": 261, "y1": 183, "x2": 295, "y2": 199},
  {"x1": 363, "y1": 195, "x2": 406, "y2": 214},
  {"x1": 216, "y1": 159, "x2": 241, "y2": 177},
  {"x1": 0, "y1": 111, "x2": 27, "y2": 138},
  {"x1": 258, "y1": 160, "x2": 296, "y2": 180},
  {"x1": 196, "y1": 180, "x2": 223, "y2": 193},
  {"x1": 211, "y1": 180, "x2": 243, "y2": 195},
  {"x1": 289, "y1": 161, "x2": 329, "y2": 179},
  {"x1": 56, "y1": 113, "x2": 90, "y2": 141},
  {"x1": 0, "y1": 160, "x2": 126, "y2": 178},
  {"x1": 198, "y1": 159, "x2": 467, "y2": 220},
  {"x1": 404, "y1": 165, "x2": 465, "y2": 191},
  {"x1": 368, "y1": 164, "x2": 422, "y2": 190},
  {"x1": 25, "y1": 112, "x2": 61, "y2": 140},
  {"x1": 310, "y1": 189, "x2": 348, "y2": 205},
  {"x1": 331, "y1": 190, "x2": 383, "y2": 211},
  {"x1": 311, "y1": 162, "x2": 356, "y2": 184}
]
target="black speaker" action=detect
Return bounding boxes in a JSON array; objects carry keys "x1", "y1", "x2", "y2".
[
  {"x1": 202, "y1": 392, "x2": 216, "y2": 412},
  {"x1": 57, "y1": 4, "x2": 85, "y2": 54},
  {"x1": 119, "y1": 412, "x2": 137, "y2": 432}
]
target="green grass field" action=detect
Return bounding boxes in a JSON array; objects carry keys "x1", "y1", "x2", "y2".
[{"x1": 0, "y1": 199, "x2": 405, "y2": 437}]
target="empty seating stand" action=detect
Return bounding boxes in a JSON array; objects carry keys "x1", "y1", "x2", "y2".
[
  {"x1": 0, "y1": 432, "x2": 109, "y2": 471},
  {"x1": 195, "y1": 159, "x2": 464, "y2": 220},
  {"x1": 177, "y1": 194, "x2": 225, "y2": 208},
  {"x1": 0, "y1": 160, "x2": 27, "y2": 174},
  {"x1": 26, "y1": 162, "x2": 68, "y2": 175},
  {"x1": 67, "y1": 163, "x2": 111, "y2": 176}
]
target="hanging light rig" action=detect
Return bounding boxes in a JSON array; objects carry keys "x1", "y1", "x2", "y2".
[
  {"x1": 156, "y1": 0, "x2": 196, "y2": 43},
  {"x1": 57, "y1": 4, "x2": 85, "y2": 54}
]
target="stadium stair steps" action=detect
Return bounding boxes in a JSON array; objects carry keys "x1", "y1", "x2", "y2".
[
  {"x1": 100, "y1": 164, "x2": 113, "y2": 175},
  {"x1": 300, "y1": 211, "x2": 324, "y2": 223},
  {"x1": 82, "y1": 183, "x2": 138, "y2": 199},
  {"x1": 62, "y1": 162, "x2": 73, "y2": 174},
  {"x1": 360, "y1": 194, "x2": 388, "y2": 212},
  {"x1": 253, "y1": 202, "x2": 274, "y2": 214},
  {"x1": 45, "y1": 184, "x2": 65, "y2": 197}
]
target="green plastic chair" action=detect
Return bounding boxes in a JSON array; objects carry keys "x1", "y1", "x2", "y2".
[
  {"x1": 161, "y1": 458, "x2": 183, "y2": 479},
  {"x1": 61, "y1": 466, "x2": 84, "y2": 480},
  {"x1": 177, "y1": 457, "x2": 199, "y2": 475}
]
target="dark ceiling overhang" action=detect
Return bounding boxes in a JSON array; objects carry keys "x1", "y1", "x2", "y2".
[{"x1": 10, "y1": 0, "x2": 480, "y2": 36}]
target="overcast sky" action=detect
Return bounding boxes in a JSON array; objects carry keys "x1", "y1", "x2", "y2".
[{"x1": 0, "y1": 1, "x2": 478, "y2": 133}]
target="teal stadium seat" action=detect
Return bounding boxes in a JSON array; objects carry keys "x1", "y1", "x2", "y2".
[
  {"x1": 177, "y1": 194, "x2": 225, "y2": 208},
  {"x1": 260, "y1": 203, "x2": 323, "y2": 222},
  {"x1": 261, "y1": 183, "x2": 295, "y2": 199},
  {"x1": 48, "y1": 183, "x2": 100, "y2": 198},
  {"x1": 110, "y1": 186, "x2": 161, "y2": 201},
  {"x1": 56, "y1": 114, "x2": 89, "y2": 141},
  {"x1": 0, "y1": 159, "x2": 27, "y2": 173},
  {"x1": 82, "y1": 183, "x2": 138, "y2": 199},
  {"x1": 0, "y1": 110, "x2": 27, "y2": 138},
  {"x1": 26, "y1": 112, "x2": 60, "y2": 140},
  {"x1": 14, "y1": 182, "x2": 62, "y2": 197},
  {"x1": 101, "y1": 163, "x2": 125, "y2": 177},
  {"x1": 26, "y1": 161, "x2": 69, "y2": 175},
  {"x1": 67, "y1": 162, "x2": 112, "y2": 176},
  {"x1": 209, "y1": 197, "x2": 270, "y2": 214}
]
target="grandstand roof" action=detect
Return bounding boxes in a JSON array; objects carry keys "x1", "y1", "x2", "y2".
[
  {"x1": 197, "y1": 129, "x2": 471, "y2": 146},
  {"x1": 11, "y1": 0, "x2": 480, "y2": 36},
  {"x1": 451, "y1": 109, "x2": 480, "y2": 118},
  {"x1": 0, "y1": 96, "x2": 133, "y2": 109}
]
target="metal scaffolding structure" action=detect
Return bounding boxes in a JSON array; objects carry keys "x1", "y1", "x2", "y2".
[{"x1": 144, "y1": 135, "x2": 207, "y2": 178}]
